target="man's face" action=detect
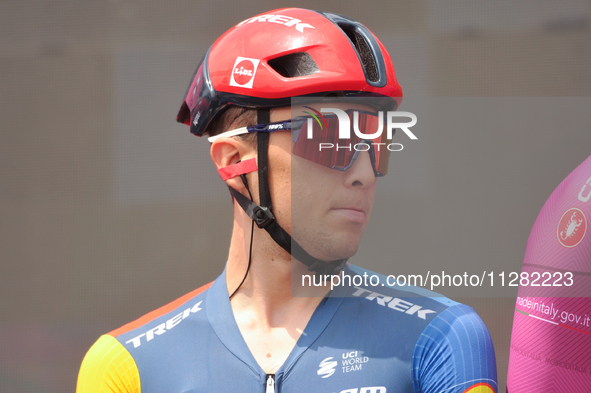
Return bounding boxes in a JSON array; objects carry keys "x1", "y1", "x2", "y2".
[{"x1": 267, "y1": 103, "x2": 378, "y2": 262}]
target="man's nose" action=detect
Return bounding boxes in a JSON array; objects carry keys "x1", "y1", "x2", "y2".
[{"x1": 344, "y1": 150, "x2": 376, "y2": 187}]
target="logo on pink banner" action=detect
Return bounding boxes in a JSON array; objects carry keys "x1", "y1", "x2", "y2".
[{"x1": 557, "y1": 207, "x2": 587, "y2": 248}]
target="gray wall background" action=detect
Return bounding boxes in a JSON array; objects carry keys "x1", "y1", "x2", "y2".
[{"x1": 1, "y1": 1, "x2": 590, "y2": 392}]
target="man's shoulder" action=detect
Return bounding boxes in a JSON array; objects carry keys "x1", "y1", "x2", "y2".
[
  {"x1": 341, "y1": 264, "x2": 490, "y2": 342},
  {"x1": 344, "y1": 264, "x2": 464, "y2": 317},
  {"x1": 77, "y1": 281, "x2": 215, "y2": 392},
  {"x1": 343, "y1": 265, "x2": 497, "y2": 392},
  {"x1": 108, "y1": 281, "x2": 213, "y2": 346}
]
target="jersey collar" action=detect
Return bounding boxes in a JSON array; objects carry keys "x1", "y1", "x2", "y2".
[{"x1": 206, "y1": 267, "x2": 348, "y2": 381}]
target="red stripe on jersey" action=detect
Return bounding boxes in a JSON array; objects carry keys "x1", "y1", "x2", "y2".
[{"x1": 108, "y1": 282, "x2": 213, "y2": 337}]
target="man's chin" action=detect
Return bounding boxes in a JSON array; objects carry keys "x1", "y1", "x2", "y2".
[
  {"x1": 290, "y1": 226, "x2": 364, "y2": 261},
  {"x1": 296, "y1": 242, "x2": 360, "y2": 263}
]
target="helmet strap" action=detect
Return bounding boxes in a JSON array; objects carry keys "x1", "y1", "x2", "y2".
[
  {"x1": 227, "y1": 109, "x2": 348, "y2": 276},
  {"x1": 256, "y1": 109, "x2": 272, "y2": 210}
]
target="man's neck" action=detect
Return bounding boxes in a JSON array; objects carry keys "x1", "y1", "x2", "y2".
[
  {"x1": 225, "y1": 224, "x2": 329, "y2": 322},
  {"x1": 224, "y1": 211, "x2": 330, "y2": 373}
]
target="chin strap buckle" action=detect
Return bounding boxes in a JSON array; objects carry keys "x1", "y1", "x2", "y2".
[
  {"x1": 228, "y1": 186, "x2": 276, "y2": 228},
  {"x1": 252, "y1": 206, "x2": 275, "y2": 228}
]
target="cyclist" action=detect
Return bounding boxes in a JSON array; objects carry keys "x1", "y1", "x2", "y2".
[
  {"x1": 507, "y1": 154, "x2": 591, "y2": 392},
  {"x1": 77, "y1": 8, "x2": 497, "y2": 392}
]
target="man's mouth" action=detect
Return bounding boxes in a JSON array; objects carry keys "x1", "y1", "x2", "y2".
[{"x1": 329, "y1": 207, "x2": 367, "y2": 224}]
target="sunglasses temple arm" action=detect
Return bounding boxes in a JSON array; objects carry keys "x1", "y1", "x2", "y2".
[{"x1": 207, "y1": 127, "x2": 250, "y2": 142}]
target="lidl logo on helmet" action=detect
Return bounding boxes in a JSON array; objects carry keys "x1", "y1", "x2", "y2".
[
  {"x1": 307, "y1": 108, "x2": 417, "y2": 152},
  {"x1": 230, "y1": 57, "x2": 260, "y2": 89}
]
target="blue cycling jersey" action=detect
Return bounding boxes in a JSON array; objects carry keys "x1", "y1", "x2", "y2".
[{"x1": 77, "y1": 264, "x2": 497, "y2": 393}]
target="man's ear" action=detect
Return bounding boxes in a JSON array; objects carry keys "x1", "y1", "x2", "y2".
[{"x1": 210, "y1": 137, "x2": 256, "y2": 191}]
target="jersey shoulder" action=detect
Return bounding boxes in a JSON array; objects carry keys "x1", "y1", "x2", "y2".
[
  {"x1": 76, "y1": 282, "x2": 213, "y2": 393},
  {"x1": 345, "y1": 264, "x2": 460, "y2": 317},
  {"x1": 413, "y1": 303, "x2": 498, "y2": 393},
  {"x1": 109, "y1": 281, "x2": 212, "y2": 340},
  {"x1": 77, "y1": 335, "x2": 139, "y2": 393},
  {"x1": 346, "y1": 264, "x2": 498, "y2": 392}
]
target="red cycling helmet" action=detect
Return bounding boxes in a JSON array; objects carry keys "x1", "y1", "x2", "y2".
[
  {"x1": 176, "y1": 8, "x2": 403, "y2": 280},
  {"x1": 176, "y1": 8, "x2": 403, "y2": 136}
]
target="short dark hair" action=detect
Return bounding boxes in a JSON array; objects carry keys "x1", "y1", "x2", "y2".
[{"x1": 207, "y1": 106, "x2": 258, "y2": 144}]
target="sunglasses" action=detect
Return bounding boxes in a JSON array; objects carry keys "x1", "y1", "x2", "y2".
[{"x1": 207, "y1": 110, "x2": 391, "y2": 176}]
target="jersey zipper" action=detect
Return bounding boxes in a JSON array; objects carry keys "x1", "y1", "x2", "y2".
[{"x1": 265, "y1": 374, "x2": 275, "y2": 393}]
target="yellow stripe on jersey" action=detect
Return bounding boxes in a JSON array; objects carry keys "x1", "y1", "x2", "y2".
[
  {"x1": 77, "y1": 335, "x2": 140, "y2": 393},
  {"x1": 462, "y1": 382, "x2": 495, "y2": 393}
]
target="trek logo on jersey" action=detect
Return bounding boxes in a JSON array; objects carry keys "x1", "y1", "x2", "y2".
[
  {"x1": 235, "y1": 14, "x2": 315, "y2": 33},
  {"x1": 352, "y1": 287, "x2": 437, "y2": 320},
  {"x1": 229, "y1": 57, "x2": 260, "y2": 89},
  {"x1": 557, "y1": 207, "x2": 587, "y2": 248},
  {"x1": 125, "y1": 301, "x2": 203, "y2": 348}
]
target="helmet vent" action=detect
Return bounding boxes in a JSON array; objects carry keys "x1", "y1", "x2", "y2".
[
  {"x1": 339, "y1": 25, "x2": 378, "y2": 83},
  {"x1": 268, "y1": 52, "x2": 319, "y2": 78}
]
